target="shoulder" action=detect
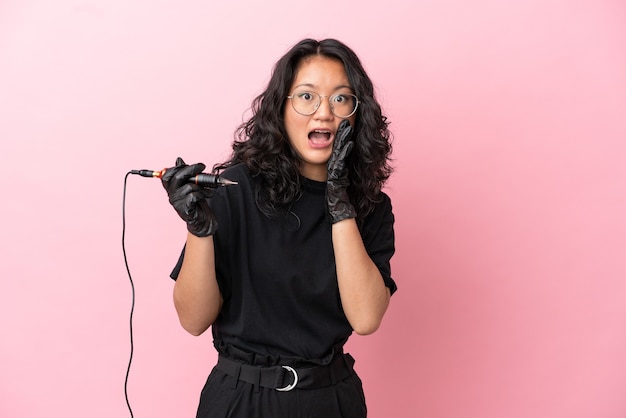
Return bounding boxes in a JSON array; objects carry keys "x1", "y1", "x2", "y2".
[
  {"x1": 220, "y1": 163, "x2": 250, "y2": 182},
  {"x1": 360, "y1": 191, "x2": 394, "y2": 232},
  {"x1": 211, "y1": 164, "x2": 249, "y2": 202},
  {"x1": 377, "y1": 191, "x2": 392, "y2": 209},
  {"x1": 217, "y1": 164, "x2": 259, "y2": 192},
  {"x1": 370, "y1": 191, "x2": 394, "y2": 219}
]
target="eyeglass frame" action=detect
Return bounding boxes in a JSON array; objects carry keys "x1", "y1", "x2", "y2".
[{"x1": 286, "y1": 90, "x2": 360, "y2": 118}]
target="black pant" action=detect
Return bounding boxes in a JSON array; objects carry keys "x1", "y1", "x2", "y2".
[{"x1": 196, "y1": 356, "x2": 367, "y2": 418}]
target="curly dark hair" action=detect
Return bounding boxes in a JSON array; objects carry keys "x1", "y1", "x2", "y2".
[{"x1": 214, "y1": 38, "x2": 393, "y2": 223}]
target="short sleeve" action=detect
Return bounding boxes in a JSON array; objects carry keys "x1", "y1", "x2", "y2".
[{"x1": 360, "y1": 193, "x2": 397, "y2": 295}]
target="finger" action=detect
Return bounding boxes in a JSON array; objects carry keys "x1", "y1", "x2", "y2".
[
  {"x1": 334, "y1": 120, "x2": 353, "y2": 149},
  {"x1": 188, "y1": 163, "x2": 207, "y2": 176},
  {"x1": 162, "y1": 157, "x2": 189, "y2": 185},
  {"x1": 338, "y1": 119, "x2": 351, "y2": 132},
  {"x1": 174, "y1": 163, "x2": 206, "y2": 182},
  {"x1": 338, "y1": 140, "x2": 354, "y2": 160},
  {"x1": 168, "y1": 183, "x2": 194, "y2": 205}
]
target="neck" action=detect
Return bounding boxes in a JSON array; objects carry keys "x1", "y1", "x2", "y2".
[{"x1": 300, "y1": 165, "x2": 327, "y2": 182}]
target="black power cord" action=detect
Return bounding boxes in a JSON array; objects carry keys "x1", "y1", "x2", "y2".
[
  {"x1": 120, "y1": 167, "x2": 228, "y2": 416},
  {"x1": 122, "y1": 171, "x2": 136, "y2": 418}
]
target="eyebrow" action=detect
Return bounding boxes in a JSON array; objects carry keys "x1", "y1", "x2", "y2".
[{"x1": 292, "y1": 83, "x2": 354, "y2": 92}]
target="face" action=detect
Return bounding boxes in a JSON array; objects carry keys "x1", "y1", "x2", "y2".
[{"x1": 284, "y1": 55, "x2": 357, "y2": 181}]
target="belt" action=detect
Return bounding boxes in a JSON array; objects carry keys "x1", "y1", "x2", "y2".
[{"x1": 216, "y1": 353, "x2": 355, "y2": 391}]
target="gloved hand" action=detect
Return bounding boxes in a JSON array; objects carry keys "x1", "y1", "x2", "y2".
[
  {"x1": 326, "y1": 119, "x2": 356, "y2": 224},
  {"x1": 161, "y1": 157, "x2": 217, "y2": 237}
]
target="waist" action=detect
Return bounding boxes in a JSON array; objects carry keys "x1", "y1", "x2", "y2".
[{"x1": 216, "y1": 352, "x2": 356, "y2": 391}]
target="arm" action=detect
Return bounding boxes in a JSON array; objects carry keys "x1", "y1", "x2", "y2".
[
  {"x1": 161, "y1": 157, "x2": 222, "y2": 336},
  {"x1": 173, "y1": 233, "x2": 223, "y2": 336},
  {"x1": 333, "y1": 218, "x2": 390, "y2": 335},
  {"x1": 327, "y1": 121, "x2": 392, "y2": 335}
]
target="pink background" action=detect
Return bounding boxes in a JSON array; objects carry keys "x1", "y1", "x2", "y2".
[{"x1": 1, "y1": 1, "x2": 625, "y2": 417}]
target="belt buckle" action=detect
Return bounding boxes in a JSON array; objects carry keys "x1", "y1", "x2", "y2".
[{"x1": 276, "y1": 366, "x2": 298, "y2": 391}]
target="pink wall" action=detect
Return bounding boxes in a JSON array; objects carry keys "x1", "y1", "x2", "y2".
[{"x1": 1, "y1": 1, "x2": 625, "y2": 417}]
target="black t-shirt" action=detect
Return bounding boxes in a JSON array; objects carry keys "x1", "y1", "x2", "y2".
[{"x1": 171, "y1": 163, "x2": 396, "y2": 362}]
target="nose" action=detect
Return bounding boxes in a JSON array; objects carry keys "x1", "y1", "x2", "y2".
[{"x1": 313, "y1": 96, "x2": 334, "y2": 120}]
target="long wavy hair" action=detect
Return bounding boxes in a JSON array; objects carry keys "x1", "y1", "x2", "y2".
[{"x1": 214, "y1": 38, "x2": 393, "y2": 223}]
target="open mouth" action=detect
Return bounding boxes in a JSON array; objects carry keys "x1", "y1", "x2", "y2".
[{"x1": 308, "y1": 129, "x2": 332, "y2": 145}]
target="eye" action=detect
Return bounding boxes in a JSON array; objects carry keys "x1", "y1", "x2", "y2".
[
  {"x1": 296, "y1": 91, "x2": 315, "y2": 102},
  {"x1": 332, "y1": 94, "x2": 346, "y2": 104}
]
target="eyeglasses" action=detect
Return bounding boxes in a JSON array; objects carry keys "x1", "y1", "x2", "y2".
[{"x1": 286, "y1": 90, "x2": 360, "y2": 118}]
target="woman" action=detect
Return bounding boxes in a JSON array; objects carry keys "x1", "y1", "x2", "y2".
[{"x1": 161, "y1": 38, "x2": 397, "y2": 418}]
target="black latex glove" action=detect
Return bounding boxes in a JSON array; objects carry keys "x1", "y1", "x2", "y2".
[
  {"x1": 161, "y1": 157, "x2": 217, "y2": 237},
  {"x1": 326, "y1": 119, "x2": 356, "y2": 224}
]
